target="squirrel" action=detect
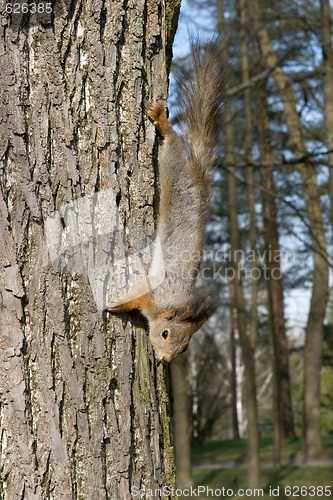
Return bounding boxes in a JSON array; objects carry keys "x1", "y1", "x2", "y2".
[{"x1": 107, "y1": 42, "x2": 225, "y2": 363}]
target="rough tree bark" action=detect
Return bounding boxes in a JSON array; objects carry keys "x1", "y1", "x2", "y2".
[{"x1": 0, "y1": 1, "x2": 180, "y2": 498}]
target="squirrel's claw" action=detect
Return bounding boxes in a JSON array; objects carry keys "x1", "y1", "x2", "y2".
[{"x1": 106, "y1": 302, "x2": 124, "y2": 313}]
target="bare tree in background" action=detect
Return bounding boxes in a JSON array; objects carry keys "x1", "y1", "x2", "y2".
[
  {"x1": 254, "y1": 0, "x2": 329, "y2": 459},
  {"x1": 257, "y1": 81, "x2": 295, "y2": 464},
  {"x1": 321, "y1": 0, "x2": 333, "y2": 237}
]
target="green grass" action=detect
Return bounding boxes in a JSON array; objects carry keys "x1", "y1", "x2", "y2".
[
  {"x1": 192, "y1": 435, "x2": 333, "y2": 465},
  {"x1": 191, "y1": 466, "x2": 333, "y2": 499},
  {"x1": 185, "y1": 437, "x2": 333, "y2": 499}
]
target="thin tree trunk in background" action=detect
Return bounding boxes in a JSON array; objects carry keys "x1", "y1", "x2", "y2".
[
  {"x1": 257, "y1": 82, "x2": 295, "y2": 458},
  {"x1": 254, "y1": 5, "x2": 329, "y2": 459},
  {"x1": 0, "y1": 1, "x2": 180, "y2": 498},
  {"x1": 239, "y1": 0, "x2": 258, "y2": 350},
  {"x1": 320, "y1": 0, "x2": 333, "y2": 237},
  {"x1": 171, "y1": 355, "x2": 192, "y2": 488},
  {"x1": 228, "y1": 280, "x2": 240, "y2": 440},
  {"x1": 258, "y1": 98, "x2": 282, "y2": 465},
  {"x1": 218, "y1": 1, "x2": 260, "y2": 488},
  {"x1": 226, "y1": 142, "x2": 261, "y2": 489}
]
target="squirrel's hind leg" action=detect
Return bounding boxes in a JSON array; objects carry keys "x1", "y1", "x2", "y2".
[
  {"x1": 147, "y1": 101, "x2": 174, "y2": 138},
  {"x1": 106, "y1": 279, "x2": 154, "y2": 315}
]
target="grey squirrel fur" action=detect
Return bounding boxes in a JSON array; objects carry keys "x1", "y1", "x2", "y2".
[{"x1": 107, "y1": 42, "x2": 225, "y2": 362}]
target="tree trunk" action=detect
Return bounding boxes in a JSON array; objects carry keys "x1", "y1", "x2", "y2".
[
  {"x1": 257, "y1": 83, "x2": 295, "y2": 449},
  {"x1": 171, "y1": 356, "x2": 192, "y2": 489},
  {"x1": 218, "y1": 0, "x2": 260, "y2": 488},
  {"x1": 225, "y1": 90, "x2": 261, "y2": 492},
  {"x1": 255, "y1": 7, "x2": 329, "y2": 459},
  {"x1": 0, "y1": 1, "x2": 180, "y2": 498},
  {"x1": 320, "y1": 0, "x2": 333, "y2": 238},
  {"x1": 228, "y1": 281, "x2": 240, "y2": 440},
  {"x1": 239, "y1": 0, "x2": 259, "y2": 350}
]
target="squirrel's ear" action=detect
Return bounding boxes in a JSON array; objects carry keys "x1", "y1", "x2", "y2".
[{"x1": 175, "y1": 293, "x2": 219, "y2": 329}]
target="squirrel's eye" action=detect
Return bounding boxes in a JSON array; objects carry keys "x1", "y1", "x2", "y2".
[{"x1": 161, "y1": 329, "x2": 169, "y2": 340}]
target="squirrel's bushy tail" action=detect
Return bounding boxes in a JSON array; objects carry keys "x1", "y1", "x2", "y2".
[{"x1": 176, "y1": 41, "x2": 226, "y2": 182}]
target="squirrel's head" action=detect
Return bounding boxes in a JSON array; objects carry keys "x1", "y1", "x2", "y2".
[{"x1": 148, "y1": 294, "x2": 218, "y2": 363}]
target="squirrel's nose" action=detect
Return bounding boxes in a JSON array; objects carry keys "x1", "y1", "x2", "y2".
[{"x1": 156, "y1": 357, "x2": 169, "y2": 366}]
